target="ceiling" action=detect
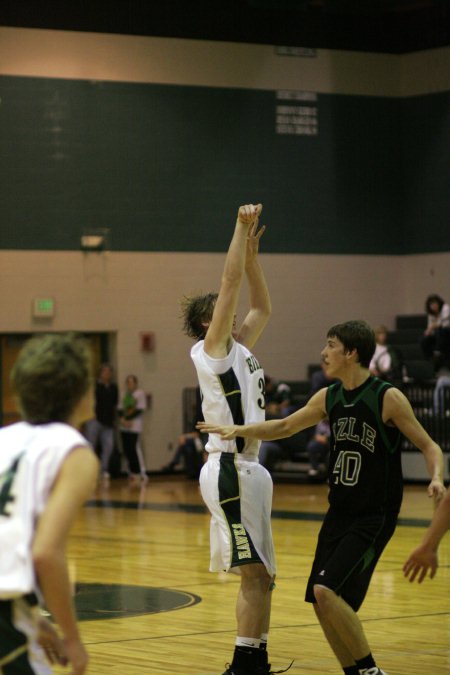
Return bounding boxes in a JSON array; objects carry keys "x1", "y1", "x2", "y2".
[{"x1": 0, "y1": 0, "x2": 449, "y2": 54}]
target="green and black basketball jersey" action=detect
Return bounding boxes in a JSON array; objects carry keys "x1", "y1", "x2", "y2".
[{"x1": 326, "y1": 376, "x2": 403, "y2": 515}]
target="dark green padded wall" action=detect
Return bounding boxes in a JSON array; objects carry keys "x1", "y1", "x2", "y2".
[
  {"x1": 401, "y1": 92, "x2": 450, "y2": 253},
  {"x1": 0, "y1": 75, "x2": 448, "y2": 253}
]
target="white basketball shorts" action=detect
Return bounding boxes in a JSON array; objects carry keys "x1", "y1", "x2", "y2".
[{"x1": 199, "y1": 452, "x2": 276, "y2": 577}]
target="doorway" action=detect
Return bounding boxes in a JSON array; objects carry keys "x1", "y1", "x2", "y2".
[{"x1": 0, "y1": 332, "x2": 115, "y2": 426}]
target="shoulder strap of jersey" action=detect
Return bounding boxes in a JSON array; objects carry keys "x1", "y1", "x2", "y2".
[
  {"x1": 325, "y1": 381, "x2": 342, "y2": 417},
  {"x1": 366, "y1": 378, "x2": 401, "y2": 454}
]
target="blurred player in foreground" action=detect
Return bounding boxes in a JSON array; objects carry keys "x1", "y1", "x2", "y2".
[{"x1": 0, "y1": 333, "x2": 99, "y2": 674}]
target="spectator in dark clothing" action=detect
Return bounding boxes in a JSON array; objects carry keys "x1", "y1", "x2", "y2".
[
  {"x1": 309, "y1": 362, "x2": 338, "y2": 397},
  {"x1": 259, "y1": 376, "x2": 299, "y2": 473},
  {"x1": 264, "y1": 375, "x2": 293, "y2": 417},
  {"x1": 306, "y1": 419, "x2": 330, "y2": 479},
  {"x1": 162, "y1": 432, "x2": 205, "y2": 479},
  {"x1": 84, "y1": 363, "x2": 118, "y2": 484},
  {"x1": 260, "y1": 371, "x2": 336, "y2": 475},
  {"x1": 162, "y1": 386, "x2": 205, "y2": 479}
]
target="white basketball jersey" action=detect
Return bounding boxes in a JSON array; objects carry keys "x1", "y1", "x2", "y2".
[
  {"x1": 191, "y1": 339, "x2": 265, "y2": 457},
  {"x1": 0, "y1": 421, "x2": 88, "y2": 599}
]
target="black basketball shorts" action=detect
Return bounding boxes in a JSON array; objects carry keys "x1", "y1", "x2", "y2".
[{"x1": 305, "y1": 508, "x2": 398, "y2": 612}]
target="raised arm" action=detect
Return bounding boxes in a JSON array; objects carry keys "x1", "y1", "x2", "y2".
[
  {"x1": 382, "y1": 388, "x2": 445, "y2": 502},
  {"x1": 197, "y1": 388, "x2": 327, "y2": 440},
  {"x1": 236, "y1": 218, "x2": 271, "y2": 350},
  {"x1": 403, "y1": 486, "x2": 450, "y2": 582},
  {"x1": 204, "y1": 203, "x2": 262, "y2": 358}
]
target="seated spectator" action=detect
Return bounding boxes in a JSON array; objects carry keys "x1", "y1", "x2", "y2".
[
  {"x1": 259, "y1": 372, "x2": 331, "y2": 475},
  {"x1": 369, "y1": 325, "x2": 392, "y2": 378},
  {"x1": 258, "y1": 438, "x2": 282, "y2": 474},
  {"x1": 307, "y1": 419, "x2": 330, "y2": 480},
  {"x1": 421, "y1": 294, "x2": 450, "y2": 372},
  {"x1": 264, "y1": 375, "x2": 293, "y2": 417},
  {"x1": 259, "y1": 432, "x2": 310, "y2": 475},
  {"x1": 259, "y1": 376, "x2": 296, "y2": 474},
  {"x1": 162, "y1": 432, "x2": 204, "y2": 479},
  {"x1": 162, "y1": 386, "x2": 205, "y2": 479},
  {"x1": 369, "y1": 325, "x2": 404, "y2": 385},
  {"x1": 433, "y1": 369, "x2": 450, "y2": 416},
  {"x1": 309, "y1": 362, "x2": 338, "y2": 397}
]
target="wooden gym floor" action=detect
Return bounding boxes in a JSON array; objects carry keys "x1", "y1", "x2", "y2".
[{"x1": 54, "y1": 476, "x2": 449, "y2": 675}]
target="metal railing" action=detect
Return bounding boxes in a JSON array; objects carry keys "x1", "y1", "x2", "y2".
[{"x1": 402, "y1": 383, "x2": 450, "y2": 451}]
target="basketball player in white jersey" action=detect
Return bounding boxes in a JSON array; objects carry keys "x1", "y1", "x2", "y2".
[
  {"x1": 182, "y1": 204, "x2": 287, "y2": 675},
  {"x1": 0, "y1": 333, "x2": 99, "y2": 674}
]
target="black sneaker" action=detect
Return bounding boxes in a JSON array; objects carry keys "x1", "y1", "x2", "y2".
[
  {"x1": 222, "y1": 661, "x2": 293, "y2": 675},
  {"x1": 258, "y1": 654, "x2": 294, "y2": 674}
]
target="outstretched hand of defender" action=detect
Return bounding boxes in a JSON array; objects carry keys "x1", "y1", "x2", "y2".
[
  {"x1": 196, "y1": 421, "x2": 239, "y2": 440},
  {"x1": 403, "y1": 543, "x2": 438, "y2": 583}
]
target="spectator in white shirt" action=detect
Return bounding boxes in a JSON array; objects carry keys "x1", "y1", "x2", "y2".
[{"x1": 369, "y1": 325, "x2": 392, "y2": 379}]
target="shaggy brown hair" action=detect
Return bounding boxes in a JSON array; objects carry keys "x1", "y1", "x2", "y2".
[
  {"x1": 181, "y1": 292, "x2": 218, "y2": 340},
  {"x1": 11, "y1": 332, "x2": 92, "y2": 424}
]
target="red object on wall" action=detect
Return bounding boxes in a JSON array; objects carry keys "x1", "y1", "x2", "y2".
[{"x1": 140, "y1": 332, "x2": 155, "y2": 352}]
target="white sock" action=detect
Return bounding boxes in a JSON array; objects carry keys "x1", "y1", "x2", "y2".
[
  {"x1": 235, "y1": 636, "x2": 261, "y2": 649},
  {"x1": 260, "y1": 632, "x2": 268, "y2": 650}
]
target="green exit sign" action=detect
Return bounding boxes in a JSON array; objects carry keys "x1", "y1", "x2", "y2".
[{"x1": 33, "y1": 297, "x2": 55, "y2": 318}]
